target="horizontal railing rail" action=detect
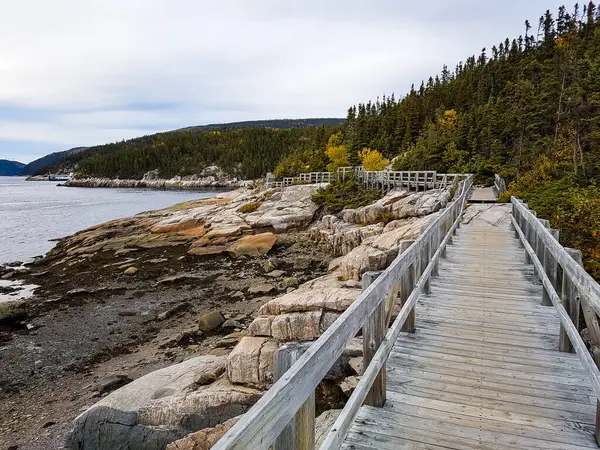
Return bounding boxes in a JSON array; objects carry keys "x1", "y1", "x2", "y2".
[
  {"x1": 213, "y1": 175, "x2": 473, "y2": 450},
  {"x1": 512, "y1": 197, "x2": 600, "y2": 445}
]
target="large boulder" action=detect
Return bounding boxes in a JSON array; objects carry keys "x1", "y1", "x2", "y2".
[
  {"x1": 339, "y1": 246, "x2": 389, "y2": 281},
  {"x1": 227, "y1": 233, "x2": 277, "y2": 258},
  {"x1": 0, "y1": 299, "x2": 26, "y2": 324},
  {"x1": 226, "y1": 337, "x2": 279, "y2": 388},
  {"x1": 249, "y1": 310, "x2": 340, "y2": 341},
  {"x1": 244, "y1": 184, "x2": 323, "y2": 230},
  {"x1": 65, "y1": 356, "x2": 261, "y2": 450}
]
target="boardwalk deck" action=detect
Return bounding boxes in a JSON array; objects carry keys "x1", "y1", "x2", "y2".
[
  {"x1": 341, "y1": 204, "x2": 598, "y2": 449},
  {"x1": 469, "y1": 186, "x2": 498, "y2": 203}
]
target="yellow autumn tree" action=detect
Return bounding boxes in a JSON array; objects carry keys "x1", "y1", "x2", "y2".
[
  {"x1": 358, "y1": 148, "x2": 389, "y2": 171},
  {"x1": 326, "y1": 145, "x2": 350, "y2": 172},
  {"x1": 439, "y1": 109, "x2": 458, "y2": 129}
]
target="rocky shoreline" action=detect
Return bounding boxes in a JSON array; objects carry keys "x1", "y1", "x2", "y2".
[
  {"x1": 63, "y1": 177, "x2": 248, "y2": 190},
  {"x1": 0, "y1": 182, "x2": 450, "y2": 450},
  {"x1": 62, "y1": 167, "x2": 250, "y2": 190}
]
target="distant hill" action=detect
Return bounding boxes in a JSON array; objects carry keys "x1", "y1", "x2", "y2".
[
  {"x1": 0, "y1": 160, "x2": 25, "y2": 176},
  {"x1": 179, "y1": 118, "x2": 346, "y2": 132},
  {"x1": 33, "y1": 118, "x2": 346, "y2": 179},
  {"x1": 20, "y1": 147, "x2": 87, "y2": 175}
]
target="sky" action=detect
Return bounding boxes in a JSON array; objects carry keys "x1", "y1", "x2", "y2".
[{"x1": 0, "y1": 0, "x2": 568, "y2": 163}]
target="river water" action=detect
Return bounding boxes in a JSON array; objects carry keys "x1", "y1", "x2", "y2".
[{"x1": 0, "y1": 177, "x2": 217, "y2": 264}]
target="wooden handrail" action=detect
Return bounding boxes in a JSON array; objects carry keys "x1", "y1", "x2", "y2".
[
  {"x1": 512, "y1": 197, "x2": 600, "y2": 445},
  {"x1": 512, "y1": 214, "x2": 600, "y2": 396},
  {"x1": 512, "y1": 199, "x2": 600, "y2": 317},
  {"x1": 213, "y1": 175, "x2": 473, "y2": 450}
]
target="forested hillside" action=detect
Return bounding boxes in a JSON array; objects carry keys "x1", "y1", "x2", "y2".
[
  {"x1": 0, "y1": 160, "x2": 25, "y2": 176},
  {"x1": 40, "y1": 119, "x2": 344, "y2": 180},
  {"x1": 339, "y1": 2, "x2": 600, "y2": 277},
  {"x1": 21, "y1": 147, "x2": 86, "y2": 175}
]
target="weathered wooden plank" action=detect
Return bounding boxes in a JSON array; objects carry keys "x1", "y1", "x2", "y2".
[
  {"x1": 387, "y1": 367, "x2": 594, "y2": 404},
  {"x1": 415, "y1": 327, "x2": 560, "y2": 351},
  {"x1": 392, "y1": 338, "x2": 582, "y2": 370},
  {"x1": 352, "y1": 407, "x2": 596, "y2": 450},
  {"x1": 386, "y1": 380, "x2": 596, "y2": 422},
  {"x1": 385, "y1": 391, "x2": 595, "y2": 434},
  {"x1": 395, "y1": 332, "x2": 580, "y2": 362},
  {"x1": 389, "y1": 362, "x2": 595, "y2": 398},
  {"x1": 389, "y1": 348, "x2": 580, "y2": 377},
  {"x1": 359, "y1": 404, "x2": 597, "y2": 449}
]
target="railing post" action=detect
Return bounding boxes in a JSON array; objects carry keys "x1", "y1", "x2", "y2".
[
  {"x1": 273, "y1": 342, "x2": 315, "y2": 450},
  {"x1": 419, "y1": 225, "x2": 431, "y2": 294},
  {"x1": 542, "y1": 227, "x2": 559, "y2": 307},
  {"x1": 559, "y1": 249, "x2": 583, "y2": 353},
  {"x1": 521, "y1": 204, "x2": 533, "y2": 264},
  {"x1": 400, "y1": 241, "x2": 416, "y2": 333},
  {"x1": 432, "y1": 225, "x2": 441, "y2": 276},
  {"x1": 361, "y1": 271, "x2": 386, "y2": 407}
]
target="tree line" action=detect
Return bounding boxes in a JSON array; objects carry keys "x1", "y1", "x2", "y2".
[{"x1": 341, "y1": 2, "x2": 600, "y2": 277}]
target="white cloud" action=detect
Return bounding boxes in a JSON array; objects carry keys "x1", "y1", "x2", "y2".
[{"x1": 0, "y1": 0, "x2": 569, "y2": 162}]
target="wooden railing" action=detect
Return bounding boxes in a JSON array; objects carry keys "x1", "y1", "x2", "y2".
[
  {"x1": 494, "y1": 174, "x2": 507, "y2": 196},
  {"x1": 511, "y1": 198, "x2": 600, "y2": 444},
  {"x1": 266, "y1": 166, "x2": 466, "y2": 192},
  {"x1": 213, "y1": 175, "x2": 474, "y2": 450}
]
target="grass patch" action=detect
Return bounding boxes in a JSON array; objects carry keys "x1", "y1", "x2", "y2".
[{"x1": 238, "y1": 202, "x2": 262, "y2": 214}]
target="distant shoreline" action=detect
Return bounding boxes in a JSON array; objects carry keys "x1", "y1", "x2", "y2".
[
  {"x1": 61, "y1": 177, "x2": 249, "y2": 190},
  {"x1": 21, "y1": 175, "x2": 249, "y2": 190}
]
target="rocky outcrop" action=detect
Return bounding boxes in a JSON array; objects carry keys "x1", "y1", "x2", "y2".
[
  {"x1": 65, "y1": 355, "x2": 260, "y2": 450},
  {"x1": 339, "y1": 216, "x2": 432, "y2": 281},
  {"x1": 315, "y1": 410, "x2": 342, "y2": 448},
  {"x1": 166, "y1": 416, "x2": 240, "y2": 450},
  {"x1": 310, "y1": 188, "x2": 449, "y2": 257},
  {"x1": 44, "y1": 184, "x2": 323, "y2": 269}
]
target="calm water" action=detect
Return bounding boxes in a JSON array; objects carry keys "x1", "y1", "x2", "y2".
[{"x1": 0, "y1": 177, "x2": 217, "y2": 264}]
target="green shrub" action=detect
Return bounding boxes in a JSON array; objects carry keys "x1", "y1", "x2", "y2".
[{"x1": 312, "y1": 179, "x2": 383, "y2": 214}]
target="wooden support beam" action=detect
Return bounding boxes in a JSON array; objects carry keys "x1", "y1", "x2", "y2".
[
  {"x1": 273, "y1": 342, "x2": 315, "y2": 450},
  {"x1": 361, "y1": 271, "x2": 386, "y2": 407}
]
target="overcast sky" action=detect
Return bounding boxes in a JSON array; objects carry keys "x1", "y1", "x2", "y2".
[{"x1": 0, "y1": 0, "x2": 567, "y2": 163}]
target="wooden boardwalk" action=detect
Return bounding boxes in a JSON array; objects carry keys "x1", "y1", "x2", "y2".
[
  {"x1": 342, "y1": 205, "x2": 598, "y2": 449},
  {"x1": 469, "y1": 186, "x2": 498, "y2": 202}
]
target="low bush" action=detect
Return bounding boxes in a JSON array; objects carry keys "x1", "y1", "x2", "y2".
[{"x1": 312, "y1": 179, "x2": 383, "y2": 214}]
